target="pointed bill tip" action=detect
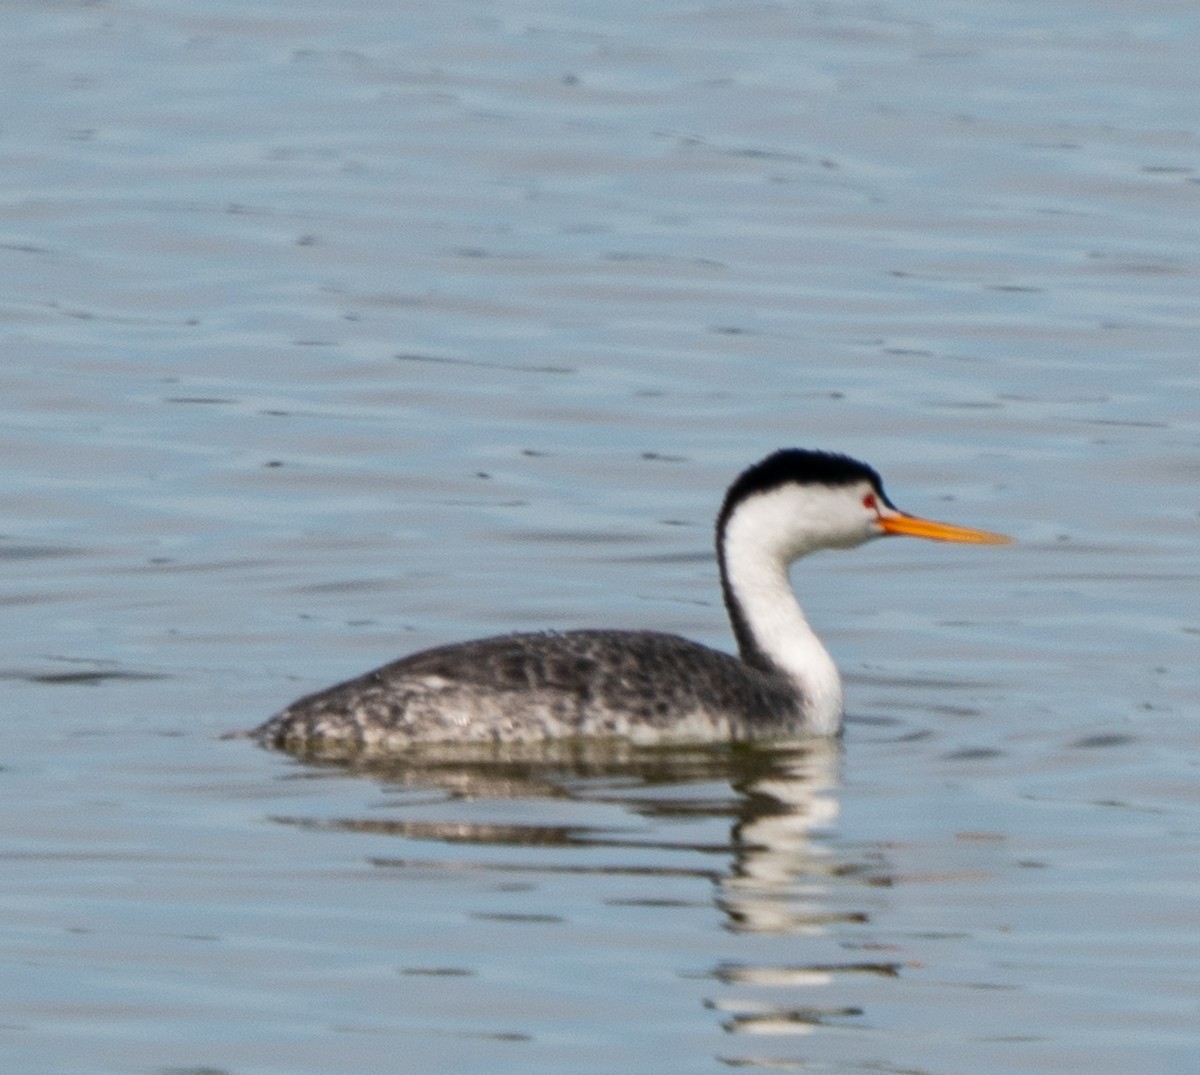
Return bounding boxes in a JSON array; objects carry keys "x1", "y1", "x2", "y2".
[{"x1": 878, "y1": 513, "x2": 1012, "y2": 545}]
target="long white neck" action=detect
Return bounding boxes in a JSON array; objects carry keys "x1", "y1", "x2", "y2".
[{"x1": 717, "y1": 487, "x2": 851, "y2": 735}]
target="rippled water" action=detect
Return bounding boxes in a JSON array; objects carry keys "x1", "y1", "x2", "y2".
[{"x1": 3, "y1": 1, "x2": 1199, "y2": 1072}]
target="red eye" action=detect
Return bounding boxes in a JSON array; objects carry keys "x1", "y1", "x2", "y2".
[{"x1": 862, "y1": 493, "x2": 877, "y2": 510}]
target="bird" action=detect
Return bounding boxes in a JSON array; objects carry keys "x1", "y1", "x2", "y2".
[{"x1": 253, "y1": 448, "x2": 1009, "y2": 753}]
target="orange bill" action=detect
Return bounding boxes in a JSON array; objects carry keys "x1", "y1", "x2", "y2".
[{"x1": 878, "y1": 513, "x2": 1011, "y2": 544}]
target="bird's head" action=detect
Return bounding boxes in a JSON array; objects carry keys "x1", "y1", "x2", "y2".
[{"x1": 718, "y1": 449, "x2": 1010, "y2": 562}]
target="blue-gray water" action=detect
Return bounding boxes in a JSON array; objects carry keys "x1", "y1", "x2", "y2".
[{"x1": 3, "y1": 2, "x2": 1199, "y2": 1072}]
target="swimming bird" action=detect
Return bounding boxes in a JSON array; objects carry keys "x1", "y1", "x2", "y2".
[{"x1": 253, "y1": 449, "x2": 1008, "y2": 752}]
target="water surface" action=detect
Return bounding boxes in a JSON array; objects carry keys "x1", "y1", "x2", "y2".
[{"x1": 3, "y1": 1, "x2": 1199, "y2": 1072}]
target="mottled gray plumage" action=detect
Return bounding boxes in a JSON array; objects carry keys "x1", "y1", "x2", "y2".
[
  {"x1": 252, "y1": 447, "x2": 1007, "y2": 754},
  {"x1": 255, "y1": 628, "x2": 803, "y2": 751}
]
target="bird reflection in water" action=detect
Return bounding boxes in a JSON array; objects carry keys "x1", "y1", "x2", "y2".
[{"x1": 267, "y1": 739, "x2": 896, "y2": 1061}]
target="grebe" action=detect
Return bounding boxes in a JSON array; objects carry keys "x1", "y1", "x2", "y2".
[{"x1": 253, "y1": 449, "x2": 1008, "y2": 751}]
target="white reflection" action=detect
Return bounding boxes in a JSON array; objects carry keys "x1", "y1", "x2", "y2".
[{"x1": 721, "y1": 739, "x2": 841, "y2": 935}]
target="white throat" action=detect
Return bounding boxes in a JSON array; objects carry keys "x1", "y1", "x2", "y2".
[{"x1": 719, "y1": 484, "x2": 873, "y2": 735}]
